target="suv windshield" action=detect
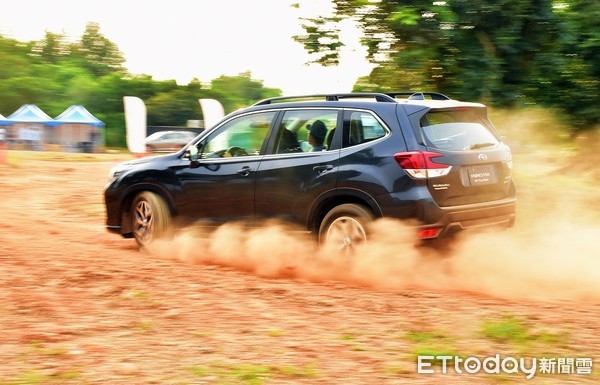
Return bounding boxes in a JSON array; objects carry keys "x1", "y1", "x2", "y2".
[{"x1": 420, "y1": 108, "x2": 499, "y2": 151}]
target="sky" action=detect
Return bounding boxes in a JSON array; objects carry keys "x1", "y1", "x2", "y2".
[{"x1": 0, "y1": 0, "x2": 374, "y2": 95}]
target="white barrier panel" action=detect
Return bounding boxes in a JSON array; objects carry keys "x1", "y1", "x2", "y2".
[
  {"x1": 199, "y1": 99, "x2": 225, "y2": 130},
  {"x1": 123, "y1": 96, "x2": 147, "y2": 153}
]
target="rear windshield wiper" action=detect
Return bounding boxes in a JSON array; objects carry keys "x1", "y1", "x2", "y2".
[{"x1": 466, "y1": 142, "x2": 496, "y2": 150}]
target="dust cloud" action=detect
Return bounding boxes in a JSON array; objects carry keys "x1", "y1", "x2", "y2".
[{"x1": 148, "y1": 199, "x2": 600, "y2": 301}]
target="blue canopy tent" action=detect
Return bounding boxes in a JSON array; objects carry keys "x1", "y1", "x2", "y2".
[
  {"x1": 53, "y1": 105, "x2": 104, "y2": 152},
  {"x1": 4, "y1": 104, "x2": 54, "y2": 150}
]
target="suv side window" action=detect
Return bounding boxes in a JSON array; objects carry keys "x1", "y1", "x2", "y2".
[
  {"x1": 273, "y1": 109, "x2": 339, "y2": 154},
  {"x1": 342, "y1": 110, "x2": 387, "y2": 148},
  {"x1": 201, "y1": 112, "x2": 276, "y2": 158}
]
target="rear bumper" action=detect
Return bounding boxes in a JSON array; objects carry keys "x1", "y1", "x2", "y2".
[
  {"x1": 421, "y1": 200, "x2": 516, "y2": 238},
  {"x1": 378, "y1": 187, "x2": 517, "y2": 238}
]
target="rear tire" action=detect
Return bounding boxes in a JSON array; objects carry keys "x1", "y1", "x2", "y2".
[
  {"x1": 131, "y1": 191, "x2": 173, "y2": 247},
  {"x1": 319, "y1": 204, "x2": 374, "y2": 252}
]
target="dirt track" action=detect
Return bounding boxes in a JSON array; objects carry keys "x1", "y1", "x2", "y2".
[{"x1": 0, "y1": 153, "x2": 598, "y2": 384}]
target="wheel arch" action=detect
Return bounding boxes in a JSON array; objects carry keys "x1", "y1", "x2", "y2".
[{"x1": 308, "y1": 188, "x2": 383, "y2": 235}]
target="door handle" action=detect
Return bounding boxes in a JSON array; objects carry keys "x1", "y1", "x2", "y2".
[
  {"x1": 313, "y1": 164, "x2": 334, "y2": 173},
  {"x1": 236, "y1": 166, "x2": 252, "y2": 177}
]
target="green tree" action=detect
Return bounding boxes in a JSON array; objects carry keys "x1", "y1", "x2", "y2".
[
  {"x1": 0, "y1": 35, "x2": 34, "y2": 113},
  {"x1": 294, "y1": 0, "x2": 600, "y2": 129},
  {"x1": 546, "y1": 0, "x2": 600, "y2": 130},
  {"x1": 147, "y1": 88, "x2": 205, "y2": 126},
  {"x1": 72, "y1": 22, "x2": 126, "y2": 76},
  {"x1": 31, "y1": 31, "x2": 69, "y2": 64},
  {"x1": 0, "y1": 28, "x2": 283, "y2": 147},
  {"x1": 298, "y1": 0, "x2": 557, "y2": 104},
  {"x1": 208, "y1": 72, "x2": 281, "y2": 112}
]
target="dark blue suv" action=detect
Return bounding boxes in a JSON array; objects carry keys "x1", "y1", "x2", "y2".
[{"x1": 104, "y1": 92, "x2": 516, "y2": 250}]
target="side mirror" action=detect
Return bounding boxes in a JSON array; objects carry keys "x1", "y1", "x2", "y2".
[{"x1": 188, "y1": 145, "x2": 200, "y2": 168}]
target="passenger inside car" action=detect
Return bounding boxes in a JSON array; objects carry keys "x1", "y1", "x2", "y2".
[
  {"x1": 307, "y1": 120, "x2": 328, "y2": 151},
  {"x1": 277, "y1": 127, "x2": 302, "y2": 153}
]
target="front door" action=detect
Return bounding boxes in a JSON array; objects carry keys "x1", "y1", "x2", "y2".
[{"x1": 176, "y1": 111, "x2": 277, "y2": 225}]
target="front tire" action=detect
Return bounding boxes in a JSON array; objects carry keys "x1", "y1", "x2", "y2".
[
  {"x1": 319, "y1": 204, "x2": 374, "y2": 252},
  {"x1": 131, "y1": 191, "x2": 173, "y2": 247}
]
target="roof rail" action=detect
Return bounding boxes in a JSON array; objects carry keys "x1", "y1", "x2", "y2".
[
  {"x1": 253, "y1": 93, "x2": 396, "y2": 106},
  {"x1": 386, "y1": 92, "x2": 451, "y2": 101}
]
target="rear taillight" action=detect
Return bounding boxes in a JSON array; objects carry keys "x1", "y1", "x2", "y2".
[
  {"x1": 417, "y1": 227, "x2": 442, "y2": 239},
  {"x1": 394, "y1": 151, "x2": 452, "y2": 179}
]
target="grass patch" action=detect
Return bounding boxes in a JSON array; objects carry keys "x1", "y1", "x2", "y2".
[
  {"x1": 135, "y1": 320, "x2": 155, "y2": 332},
  {"x1": 187, "y1": 362, "x2": 320, "y2": 383},
  {"x1": 405, "y1": 330, "x2": 448, "y2": 344},
  {"x1": 481, "y1": 316, "x2": 530, "y2": 344},
  {"x1": 404, "y1": 329, "x2": 460, "y2": 366},
  {"x1": 265, "y1": 328, "x2": 283, "y2": 337},
  {"x1": 4, "y1": 369, "x2": 82, "y2": 385},
  {"x1": 9, "y1": 370, "x2": 48, "y2": 385},
  {"x1": 481, "y1": 315, "x2": 569, "y2": 350},
  {"x1": 120, "y1": 289, "x2": 162, "y2": 308},
  {"x1": 121, "y1": 289, "x2": 151, "y2": 300},
  {"x1": 229, "y1": 364, "x2": 271, "y2": 384},
  {"x1": 187, "y1": 365, "x2": 209, "y2": 377},
  {"x1": 194, "y1": 363, "x2": 271, "y2": 385},
  {"x1": 338, "y1": 332, "x2": 371, "y2": 352},
  {"x1": 272, "y1": 364, "x2": 320, "y2": 378},
  {"x1": 339, "y1": 333, "x2": 356, "y2": 341},
  {"x1": 28, "y1": 342, "x2": 67, "y2": 356}
]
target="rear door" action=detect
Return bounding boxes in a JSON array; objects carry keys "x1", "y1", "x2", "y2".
[
  {"x1": 414, "y1": 107, "x2": 513, "y2": 207},
  {"x1": 254, "y1": 108, "x2": 341, "y2": 227}
]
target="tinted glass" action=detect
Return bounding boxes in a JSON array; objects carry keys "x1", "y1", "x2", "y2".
[
  {"x1": 274, "y1": 109, "x2": 338, "y2": 153},
  {"x1": 343, "y1": 110, "x2": 387, "y2": 148},
  {"x1": 202, "y1": 112, "x2": 275, "y2": 158},
  {"x1": 420, "y1": 109, "x2": 499, "y2": 151}
]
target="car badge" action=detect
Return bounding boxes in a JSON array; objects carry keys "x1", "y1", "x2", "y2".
[{"x1": 478, "y1": 153, "x2": 488, "y2": 161}]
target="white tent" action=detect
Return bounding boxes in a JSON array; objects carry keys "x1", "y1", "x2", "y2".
[
  {"x1": 53, "y1": 105, "x2": 104, "y2": 151},
  {"x1": 4, "y1": 104, "x2": 52, "y2": 149}
]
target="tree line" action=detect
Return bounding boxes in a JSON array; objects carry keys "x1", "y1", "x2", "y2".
[
  {"x1": 295, "y1": 0, "x2": 599, "y2": 133},
  {"x1": 2, "y1": 2, "x2": 598, "y2": 149},
  {"x1": 0, "y1": 23, "x2": 281, "y2": 147}
]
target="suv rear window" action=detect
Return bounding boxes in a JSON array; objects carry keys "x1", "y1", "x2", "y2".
[{"x1": 420, "y1": 109, "x2": 499, "y2": 151}]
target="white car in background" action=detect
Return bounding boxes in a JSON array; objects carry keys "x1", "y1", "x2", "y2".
[{"x1": 145, "y1": 130, "x2": 197, "y2": 152}]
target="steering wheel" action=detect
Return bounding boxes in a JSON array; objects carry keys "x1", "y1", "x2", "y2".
[{"x1": 225, "y1": 146, "x2": 248, "y2": 157}]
